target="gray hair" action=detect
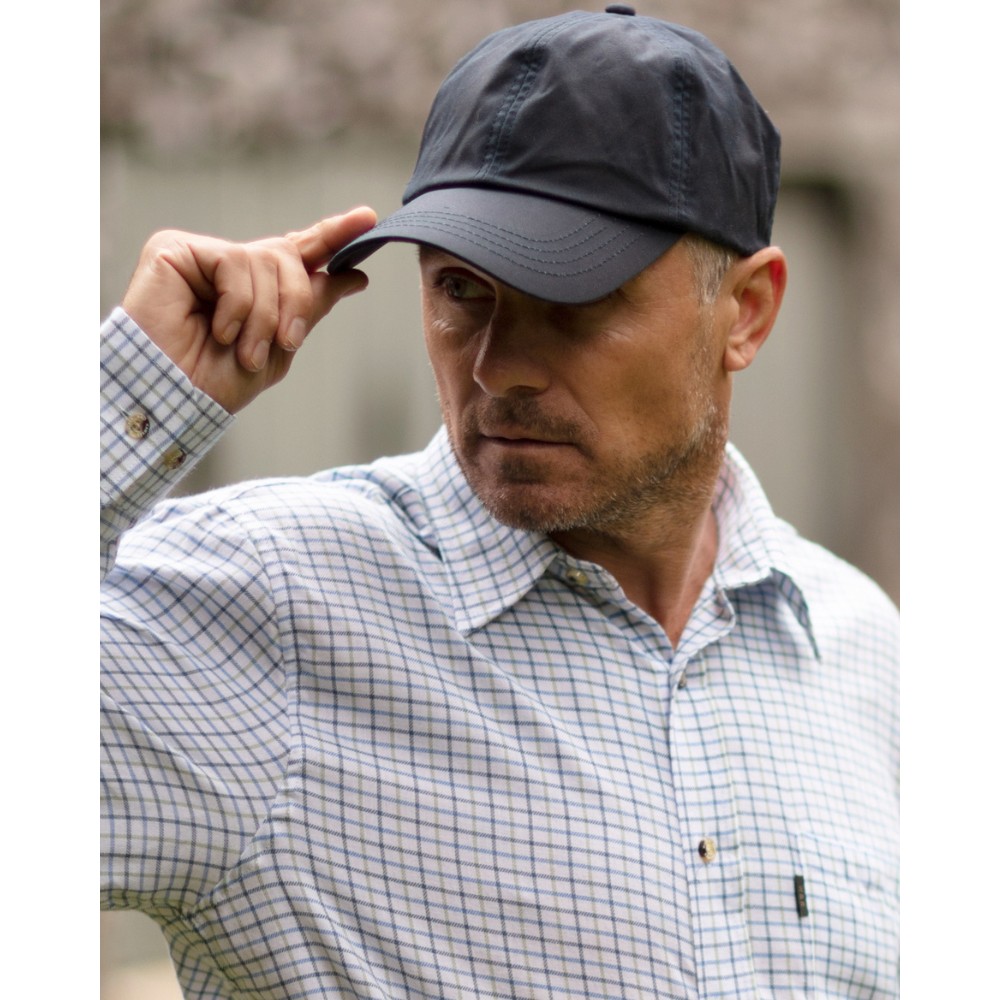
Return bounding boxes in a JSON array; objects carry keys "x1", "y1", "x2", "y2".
[{"x1": 680, "y1": 233, "x2": 738, "y2": 304}]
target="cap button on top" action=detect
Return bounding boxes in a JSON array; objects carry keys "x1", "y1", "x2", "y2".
[{"x1": 605, "y1": 4, "x2": 637, "y2": 14}]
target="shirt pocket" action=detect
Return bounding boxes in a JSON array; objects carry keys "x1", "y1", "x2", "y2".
[{"x1": 795, "y1": 830, "x2": 899, "y2": 999}]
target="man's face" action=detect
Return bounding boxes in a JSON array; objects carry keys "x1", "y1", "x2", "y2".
[{"x1": 419, "y1": 243, "x2": 735, "y2": 539}]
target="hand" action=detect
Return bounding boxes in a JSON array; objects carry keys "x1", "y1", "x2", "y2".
[{"x1": 121, "y1": 207, "x2": 378, "y2": 413}]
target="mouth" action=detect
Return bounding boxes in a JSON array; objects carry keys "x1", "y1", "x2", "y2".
[
  {"x1": 464, "y1": 404, "x2": 586, "y2": 458},
  {"x1": 479, "y1": 430, "x2": 571, "y2": 449},
  {"x1": 473, "y1": 433, "x2": 582, "y2": 474}
]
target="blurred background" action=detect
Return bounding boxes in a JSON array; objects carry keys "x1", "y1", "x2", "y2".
[{"x1": 101, "y1": 0, "x2": 898, "y2": 995}]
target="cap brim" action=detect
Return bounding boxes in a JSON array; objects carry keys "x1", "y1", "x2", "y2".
[{"x1": 327, "y1": 187, "x2": 682, "y2": 304}]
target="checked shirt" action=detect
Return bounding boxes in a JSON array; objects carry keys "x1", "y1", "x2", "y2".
[{"x1": 101, "y1": 309, "x2": 899, "y2": 999}]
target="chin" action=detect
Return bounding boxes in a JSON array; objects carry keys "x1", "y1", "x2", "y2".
[{"x1": 470, "y1": 479, "x2": 577, "y2": 533}]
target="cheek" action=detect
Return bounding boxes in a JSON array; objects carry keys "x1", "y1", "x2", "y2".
[
  {"x1": 423, "y1": 333, "x2": 474, "y2": 416},
  {"x1": 599, "y1": 352, "x2": 711, "y2": 442}
]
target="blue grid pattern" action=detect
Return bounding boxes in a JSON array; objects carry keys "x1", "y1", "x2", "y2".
[{"x1": 101, "y1": 311, "x2": 899, "y2": 998}]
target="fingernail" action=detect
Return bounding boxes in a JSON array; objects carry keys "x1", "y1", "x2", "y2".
[
  {"x1": 222, "y1": 321, "x2": 241, "y2": 345},
  {"x1": 285, "y1": 317, "x2": 307, "y2": 351},
  {"x1": 250, "y1": 341, "x2": 270, "y2": 371}
]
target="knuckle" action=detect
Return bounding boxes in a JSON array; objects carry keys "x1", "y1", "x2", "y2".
[
  {"x1": 225, "y1": 243, "x2": 252, "y2": 267},
  {"x1": 276, "y1": 237, "x2": 303, "y2": 268},
  {"x1": 140, "y1": 232, "x2": 183, "y2": 267},
  {"x1": 253, "y1": 235, "x2": 298, "y2": 261},
  {"x1": 144, "y1": 228, "x2": 182, "y2": 250},
  {"x1": 247, "y1": 297, "x2": 281, "y2": 331}
]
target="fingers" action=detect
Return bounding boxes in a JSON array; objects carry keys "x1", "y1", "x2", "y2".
[
  {"x1": 211, "y1": 245, "x2": 302, "y2": 370},
  {"x1": 240, "y1": 250, "x2": 284, "y2": 372},
  {"x1": 207, "y1": 207, "x2": 377, "y2": 372},
  {"x1": 273, "y1": 249, "x2": 315, "y2": 352},
  {"x1": 209, "y1": 244, "x2": 254, "y2": 346}
]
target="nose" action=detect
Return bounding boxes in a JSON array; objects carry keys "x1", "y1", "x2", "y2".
[{"x1": 473, "y1": 301, "x2": 551, "y2": 398}]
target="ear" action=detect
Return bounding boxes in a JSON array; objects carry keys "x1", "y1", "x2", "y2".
[{"x1": 722, "y1": 247, "x2": 787, "y2": 373}]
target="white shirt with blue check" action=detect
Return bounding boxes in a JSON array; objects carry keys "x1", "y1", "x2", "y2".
[{"x1": 101, "y1": 309, "x2": 899, "y2": 999}]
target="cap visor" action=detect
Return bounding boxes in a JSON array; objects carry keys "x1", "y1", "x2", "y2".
[{"x1": 327, "y1": 187, "x2": 681, "y2": 304}]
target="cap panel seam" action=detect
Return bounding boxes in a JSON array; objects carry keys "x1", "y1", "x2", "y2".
[
  {"x1": 668, "y1": 56, "x2": 693, "y2": 218},
  {"x1": 476, "y1": 19, "x2": 570, "y2": 181}
]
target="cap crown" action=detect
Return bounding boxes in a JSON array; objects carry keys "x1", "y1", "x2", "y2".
[{"x1": 405, "y1": 10, "x2": 780, "y2": 255}]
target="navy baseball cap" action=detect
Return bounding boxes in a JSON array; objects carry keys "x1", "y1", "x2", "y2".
[{"x1": 328, "y1": 6, "x2": 781, "y2": 304}]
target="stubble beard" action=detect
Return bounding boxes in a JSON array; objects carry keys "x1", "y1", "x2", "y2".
[{"x1": 447, "y1": 384, "x2": 728, "y2": 539}]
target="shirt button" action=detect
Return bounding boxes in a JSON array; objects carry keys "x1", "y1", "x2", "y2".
[
  {"x1": 160, "y1": 444, "x2": 187, "y2": 471},
  {"x1": 566, "y1": 568, "x2": 589, "y2": 586},
  {"x1": 677, "y1": 672, "x2": 687, "y2": 689},
  {"x1": 698, "y1": 838, "x2": 717, "y2": 863},
  {"x1": 125, "y1": 410, "x2": 150, "y2": 440}
]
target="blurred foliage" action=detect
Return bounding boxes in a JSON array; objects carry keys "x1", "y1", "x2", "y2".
[{"x1": 101, "y1": 0, "x2": 897, "y2": 159}]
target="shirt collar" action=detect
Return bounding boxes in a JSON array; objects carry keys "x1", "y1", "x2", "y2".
[
  {"x1": 412, "y1": 429, "x2": 561, "y2": 634},
  {"x1": 410, "y1": 430, "x2": 818, "y2": 653},
  {"x1": 713, "y1": 443, "x2": 819, "y2": 657}
]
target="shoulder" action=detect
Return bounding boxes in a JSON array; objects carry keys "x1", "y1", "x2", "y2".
[{"x1": 782, "y1": 520, "x2": 896, "y2": 611}]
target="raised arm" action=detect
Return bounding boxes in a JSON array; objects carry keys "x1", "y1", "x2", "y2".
[{"x1": 101, "y1": 207, "x2": 378, "y2": 576}]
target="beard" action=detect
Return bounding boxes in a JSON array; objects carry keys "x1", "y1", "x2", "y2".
[{"x1": 446, "y1": 384, "x2": 728, "y2": 538}]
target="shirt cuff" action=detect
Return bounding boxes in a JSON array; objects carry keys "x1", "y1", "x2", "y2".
[{"x1": 100, "y1": 307, "x2": 234, "y2": 572}]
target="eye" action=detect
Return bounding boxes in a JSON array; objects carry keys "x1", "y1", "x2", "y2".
[{"x1": 438, "y1": 272, "x2": 494, "y2": 302}]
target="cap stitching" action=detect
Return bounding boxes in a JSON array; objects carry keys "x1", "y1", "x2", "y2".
[
  {"x1": 478, "y1": 19, "x2": 573, "y2": 181},
  {"x1": 372, "y1": 207, "x2": 606, "y2": 248},
  {"x1": 381, "y1": 210, "x2": 622, "y2": 259},
  {"x1": 669, "y1": 57, "x2": 693, "y2": 215}
]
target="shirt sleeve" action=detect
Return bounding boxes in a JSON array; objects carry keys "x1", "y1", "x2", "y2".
[
  {"x1": 100, "y1": 307, "x2": 233, "y2": 580},
  {"x1": 101, "y1": 310, "x2": 287, "y2": 916},
  {"x1": 101, "y1": 493, "x2": 289, "y2": 916}
]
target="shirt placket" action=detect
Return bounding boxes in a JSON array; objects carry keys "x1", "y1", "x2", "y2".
[{"x1": 669, "y1": 600, "x2": 759, "y2": 999}]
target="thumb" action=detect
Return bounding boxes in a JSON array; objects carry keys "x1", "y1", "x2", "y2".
[{"x1": 287, "y1": 207, "x2": 378, "y2": 272}]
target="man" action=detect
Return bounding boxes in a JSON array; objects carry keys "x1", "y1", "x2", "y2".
[{"x1": 102, "y1": 8, "x2": 898, "y2": 999}]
